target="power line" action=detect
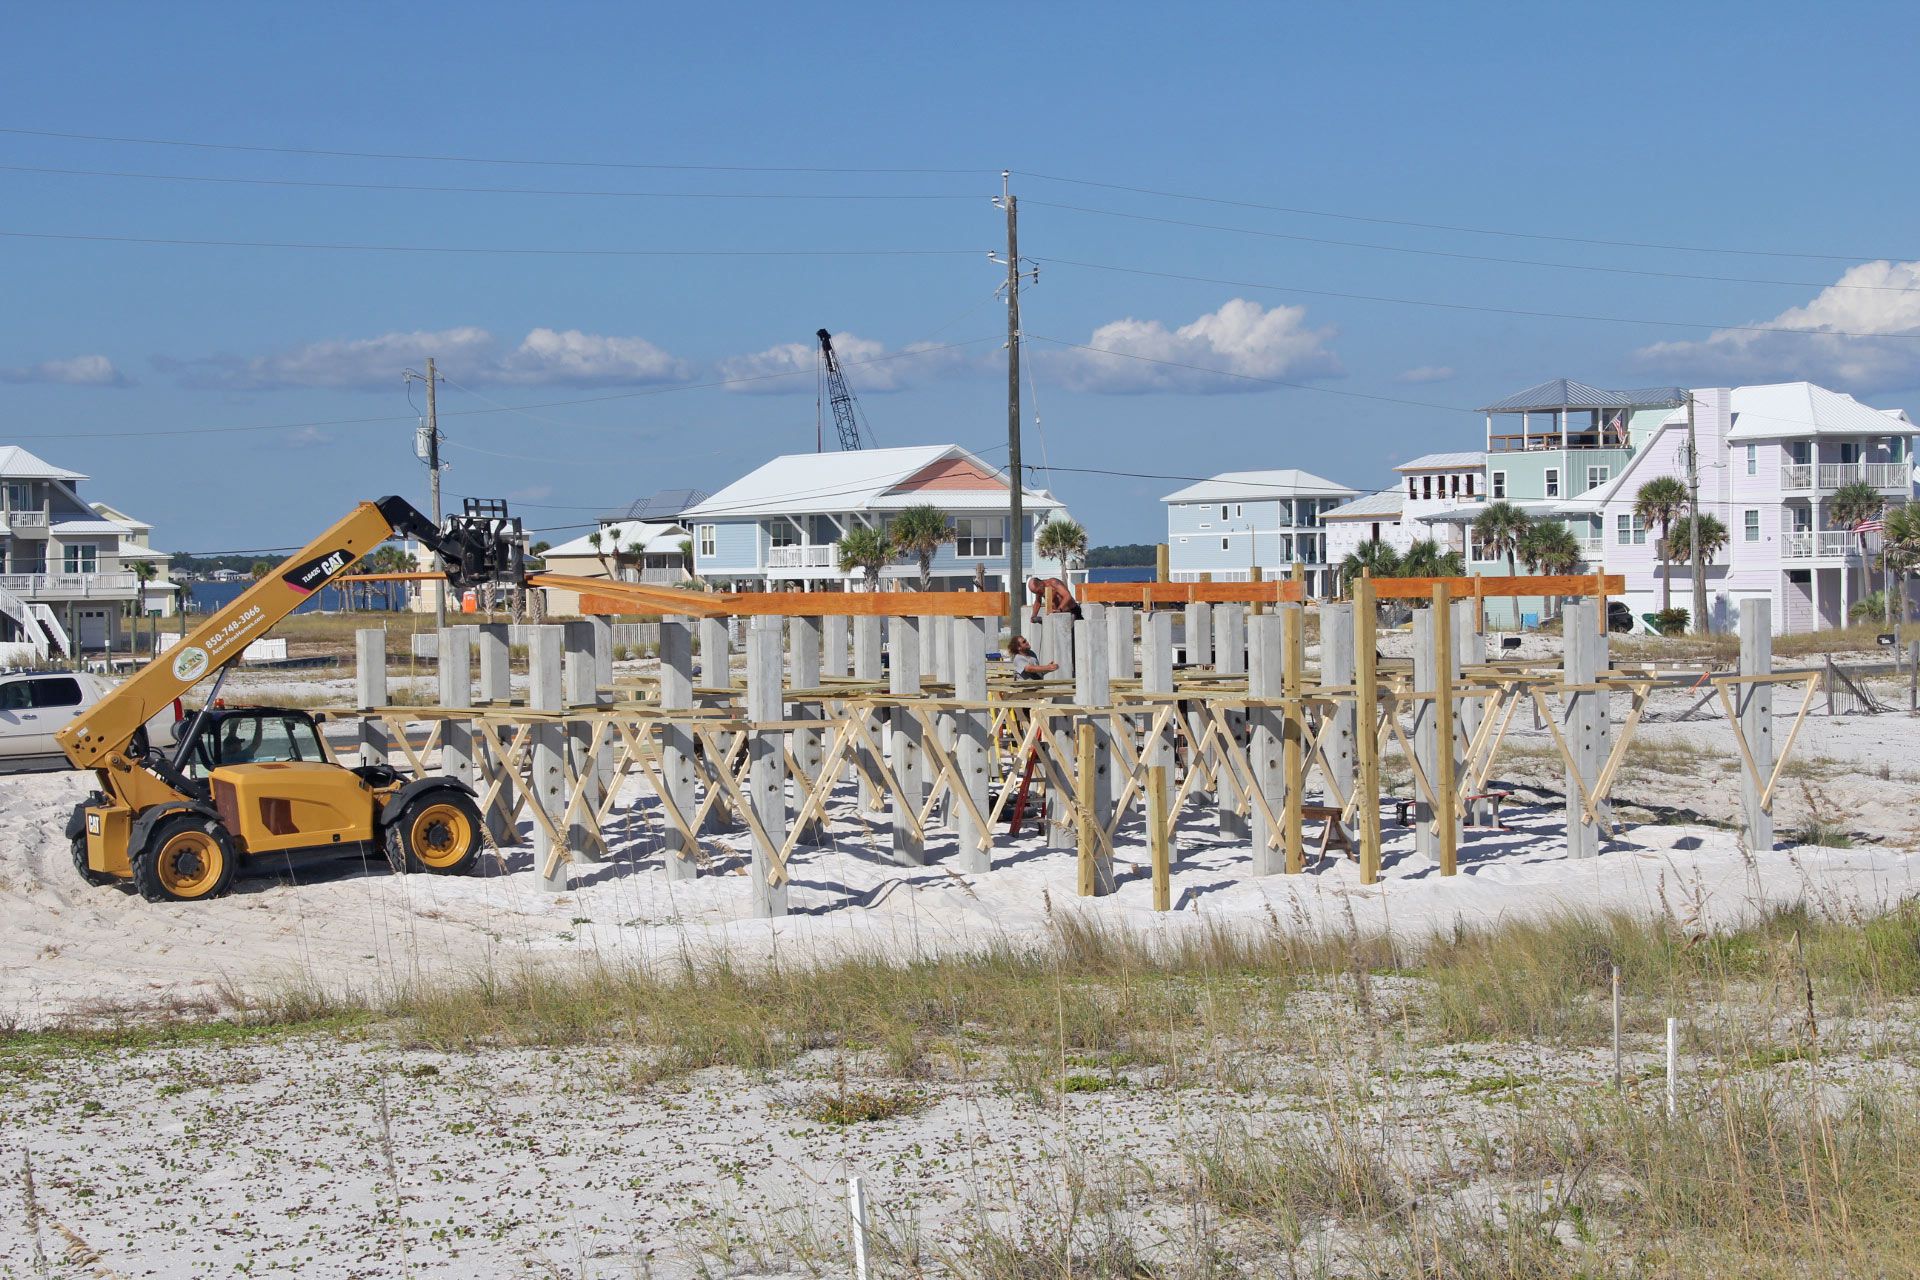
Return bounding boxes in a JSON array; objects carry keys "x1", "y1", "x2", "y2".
[
  {"x1": 20, "y1": 337, "x2": 1000, "y2": 441},
  {"x1": 1025, "y1": 199, "x2": 1920, "y2": 293},
  {"x1": 0, "y1": 227, "x2": 975, "y2": 258},
  {"x1": 1015, "y1": 169, "x2": 1898, "y2": 264},
  {"x1": 0, "y1": 125, "x2": 988, "y2": 176},
  {"x1": 1030, "y1": 257, "x2": 1920, "y2": 341},
  {"x1": 0, "y1": 162, "x2": 983, "y2": 201}
]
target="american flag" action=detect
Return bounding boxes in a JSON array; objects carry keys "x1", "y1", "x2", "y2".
[{"x1": 1854, "y1": 518, "x2": 1886, "y2": 534}]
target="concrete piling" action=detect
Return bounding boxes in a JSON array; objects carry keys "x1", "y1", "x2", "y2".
[
  {"x1": 1073, "y1": 616, "x2": 1115, "y2": 894},
  {"x1": 888, "y1": 615, "x2": 925, "y2": 866},
  {"x1": 1560, "y1": 601, "x2": 1608, "y2": 859},
  {"x1": 527, "y1": 625, "x2": 568, "y2": 892},
  {"x1": 353, "y1": 628, "x2": 389, "y2": 767},
  {"x1": 953, "y1": 615, "x2": 992, "y2": 874},
  {"x1": 1246, "y1": 612, "x2": 1285, "y2": 875},
  {"x1": 745, "y1": 615, "x2": 790, "y2": 917},
  {"x1": 658, "y1": 617, "x2": 699, "y2": 880}
]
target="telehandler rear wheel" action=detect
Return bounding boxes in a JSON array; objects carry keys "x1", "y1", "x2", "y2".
[
  {"x1": 386, "y1": 791, "x2": 484, "y2": 876},
  {"x1": 131, "y1": 815, "x2": 237, "y2": 904}
]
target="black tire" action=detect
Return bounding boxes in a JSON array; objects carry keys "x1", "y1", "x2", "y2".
[
  {"x1": 384, "y1": 790, "x2": 484, "y2": 876},
  {"x1": 70, "y1": 834, "x2": 116, "y2": 888},
  {"x1": 130, "y1": 814, "x2": 238, "y2": 904}
]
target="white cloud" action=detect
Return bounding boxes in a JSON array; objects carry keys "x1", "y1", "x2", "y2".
[
  {"x1": 714, "y1": 332, "x2": 971, "y2": 395},
  {"x1": 1395, "y1": 364, "x2": 1455, "y2": 384},
  {"x1": 285, "y1": 425, "x2": 333, "y2": 449},
  {"x1": 1634, "y1": 259, "x2": 1920, "y2": 393},
  {"x1": 489, "y1": 328, "x2": 688, "y2": 386},
  {"x1": 160, "y1": 326, "x2": 690, "y2": 390},
  {"x1": 1, "y1": 354, "x2": 130, "y2": 387},
  {"x1": 1046, "y1": 299, "x2": 1340, "y2": 394}
]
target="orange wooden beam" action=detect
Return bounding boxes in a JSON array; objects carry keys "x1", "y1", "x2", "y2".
[{"x1": 1081, "y1": 580, "x2": 1305, "y2": 606}]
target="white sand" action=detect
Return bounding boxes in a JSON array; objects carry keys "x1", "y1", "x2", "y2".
[{"x1": 3, "y1": 708, "x2": 1917, "y2": 1028}]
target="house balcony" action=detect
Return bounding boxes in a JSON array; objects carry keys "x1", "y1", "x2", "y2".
[
  {"x1": 766, "y1": 542, "x2": 841, "y2": 573},
  {"x1": 1781, "y1": 463, "x2": 1812, "y2": 490},
  {"x1": 1782, "y1": 531, "x2": 1855, "y2": 559},
  {"x1": 1819, "y1": 461, "x2": 1908, "y2": 489},
  {"x1": 4, "y1": 510, "x2": 49, "y2": 537},
  {"x1": 0, "y1": 571, "x2": 139, "y2": 598}
]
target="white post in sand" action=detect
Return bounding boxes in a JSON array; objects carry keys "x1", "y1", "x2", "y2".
[
  {"x1": 745, "y1": 615, "x2": 789, "y2": 917},
  {"x1": 658, "y1": 617, "x2": 699, "y2": 881},
  {"x1": 527, "y1": 625, "x2": 568, "y2": 893}
]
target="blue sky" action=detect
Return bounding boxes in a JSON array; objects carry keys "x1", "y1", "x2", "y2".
[{"x1": 4, "y1": 1, "x2": 1919, "y2": 553}]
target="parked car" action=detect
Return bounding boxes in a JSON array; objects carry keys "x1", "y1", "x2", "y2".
[
  {"x1": 0, "y1": 671, "x2": 181, "y2": 772},
  {"x1": 1607, "y1": 600, "x2": 1634, "y2": 634}
]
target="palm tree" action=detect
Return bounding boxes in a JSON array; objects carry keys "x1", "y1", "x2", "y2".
[
  {"x1": 889, "y1": 504, "x2": 952, "y2": 590},
  {"x1": 1672, "y1": 513, "x2": 1730, "y2": 567},
  {"x1": 1517, "y1": 522, "x2": 1582, "y2": 618},
  {"x1": 676, "y1": 537, "x2": 694, "y2": 577},
  {"x1": 1881, "y1": 503, "x2": 1920, "y2": 625},
  {"x1": 1471, "y1": 502, "x2": 1532, "y2": 577},
  {"x1": 1828, "y1": 480, "x2": 1886, "y2": 534},
  {"x1": 837, "y1": 526, "x2": 891, "y2": 591},
  {"x1": 1339, "y1": 538, "x2": 1401, "y2": 592},
  {"x1": 1634, "y1": 476, "x2": 1689, "y2": 613},
  {"x1": 1830, "y1": 481, "x2": 1886, "y2": 610},
  {"x1": 129, "y1": 559, "x2": 156, "y2": 652},
  {"x1": 1035, "y1": 517, "x2": 1089, "y2": 580},
  {"x1": 1400, "y1": 539, "x2": 1462, "y2": 579}
]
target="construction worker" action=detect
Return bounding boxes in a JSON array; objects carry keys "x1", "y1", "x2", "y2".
[
  {"x1": 1026, "y1": 575, "x2": 1082, "y2": 623},
  {"x1": 1007, "y1": 635, "x2": 1057, "y2": 680}
]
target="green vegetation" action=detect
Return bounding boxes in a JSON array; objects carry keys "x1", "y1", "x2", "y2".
[{"x1": 1086, "y1": 543, "x2": 1158, "y2": 568}]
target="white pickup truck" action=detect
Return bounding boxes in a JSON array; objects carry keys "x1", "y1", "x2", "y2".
[{"x1": 0, "y1": 671, "x2": 181, "y2": 772}]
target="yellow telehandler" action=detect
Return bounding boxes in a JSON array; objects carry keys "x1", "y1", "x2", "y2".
[{"x1": 58, "y1": 496, "x2": 521, "y2": 902}]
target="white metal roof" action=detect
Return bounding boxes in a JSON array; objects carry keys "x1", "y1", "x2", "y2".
[
  {"x1": 1421, "y1": 498, "x2": 1588, "y2": 525},
  {"x1": 50, "y1": 518, "x2": 130, "y2": 535},
  {"x1": 1322, "y1": 488, "x2": 1403, "y2": 521},
  {"x1": 543, "y1": 519, "x2": 687, "y2": 559},
  {"x1": 1715, "y1": 382, "x2": 1914, "y2": 441},
  {"x1": 680, "y1": 444, "x2": 1061, "y2": 519},
  {"x1": 1160, "y1": 469, "x2": 1358, "y2": 504},
  {"x1": 0, "y1": 446, "x2": 85, "y2": 481},
  {"x1": 1394, "y1": 450, "x2": 1486, "y2": 473}
]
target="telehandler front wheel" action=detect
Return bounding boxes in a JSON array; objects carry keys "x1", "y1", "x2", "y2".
[
  {"x1": 386, "y1": 791, "x2": 484, "y2": 876},
  {"x1": 70, "y1": 834, "x2": 115, "y2": 888},
  {"x1": 131, "y1": 815, "x2": 237, "y2": 904}
]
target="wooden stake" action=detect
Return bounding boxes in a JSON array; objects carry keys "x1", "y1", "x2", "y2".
[
  {"x1": 1353, "y1": 576, "x2": 1382, "y2": 884},
  {"x1": 1148, "y1": 763, "x2": 1171, "y2": 911},
  {"x1": 1281, "y1": 602, "x2": 1305, "y2": 874}
]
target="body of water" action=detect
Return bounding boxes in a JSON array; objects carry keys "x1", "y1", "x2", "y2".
[
  {"x1": 1086, "y1": 566, "x2": 1155, "y2": 583},
  {"x1": 188, "y1": 581, "x2": 408, "y2": 615}
]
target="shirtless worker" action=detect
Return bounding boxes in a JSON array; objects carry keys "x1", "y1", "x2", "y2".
[{"x1": 1026, "y1": 575, "x2": 1083, "y2": 623}]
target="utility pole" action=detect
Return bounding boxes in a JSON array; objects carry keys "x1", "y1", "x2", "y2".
[
  {"x1": 1001, "y1": 172, "x2": 1024, "y2": 642},
  {"x1": 1687, "y1": 391, "x2": 1707, "y2": 634},
  {"x1": 426, "y1": 356, "x2": 445, "y2": 628}
]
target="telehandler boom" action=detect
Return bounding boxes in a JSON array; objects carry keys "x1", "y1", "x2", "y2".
[{"x1": 58, "y1": 496, "x2": 522, "y2": 902}]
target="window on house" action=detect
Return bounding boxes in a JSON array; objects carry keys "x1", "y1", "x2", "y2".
[
  {"x1": 1490, "y1": 471, "x2": 1506, "y2": 499},
  {"x1": 1744, "y1": 509, "x2": 1760, "y2": 542},
  {"x1": 1544, "y1": 468, "x2": 1561, "y2": 498},
  {"x1": 5, "y1": 483, "x2": 30, "y2": 512},
  {"x1": 1465, "y1": 473, "x2": 1475, "y2": 497},
  {"x1": 1616, "y1": 514, "x2": 1646, "y2": 546},
  {"x1": 1586, "y1": 465, "x2": 1609, "y2": 490},
  {"x1": 1220, "y1": 504, "x2": 1230, "y2": 521},
  {"x1": 1450, "y1": 474, "x2": 1461, "y2": 498},
  {"x1": 952, "y1": 516, "x2": 1005, "y2": 558},
  {"x1": 1234, "y1": 503, "x2": 1243, "y2": 517},
  {"x1": 1746, "y1": 444, "x2": 1757, "y2": 475},
  {"x1": 767, "y1": 521, "x2": 801, "y2": 548},
  {"x1": 697, "y1": 525, "x2": 716, "y2": 558},
  {"x1": 1407, "y1": 477, "x2": 1417, "y2": 499},
  {"x1": 1419, "y1": 475, "x2": 1431, "y2": 500},
  {"x1": 63, "y1": 544, "x2": 99, "y2": 574},
  {"x1": 1221, "y1": 537, "x2": 1230, "y2": 551}
]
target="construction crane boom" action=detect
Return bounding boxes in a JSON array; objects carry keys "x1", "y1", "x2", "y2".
[{"x1": 817, "y1": 328, "x2": 867, "y2": 452}]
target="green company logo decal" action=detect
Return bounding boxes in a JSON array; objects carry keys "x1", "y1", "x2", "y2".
[{"x1": 171, "y1": 645, "x2": 210, "y2": 682}]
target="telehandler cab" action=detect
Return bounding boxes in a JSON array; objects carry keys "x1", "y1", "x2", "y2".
[{"x1": 58, "y1": 496, "x2": 523, "y2": 902}]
